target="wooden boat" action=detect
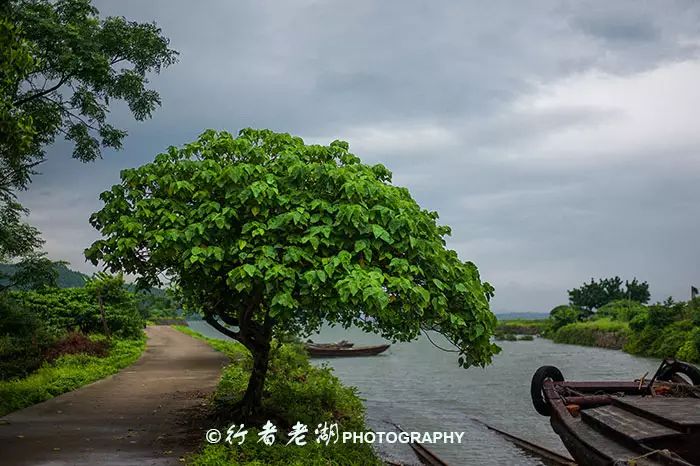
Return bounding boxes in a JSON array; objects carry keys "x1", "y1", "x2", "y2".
[
  {"x1": 305, "y1": 339, "x2": 354, "y2": 348},
  {"x1": 305, "y1": 343, "x2": 390, "y2": 357},
  {"x1": 531, "y1": 358, "x2": 700, "y2": 466}
]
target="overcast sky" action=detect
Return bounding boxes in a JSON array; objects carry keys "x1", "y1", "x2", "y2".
[{"x1": 18, "y1": 0, "x2": 700, "y2": 313}]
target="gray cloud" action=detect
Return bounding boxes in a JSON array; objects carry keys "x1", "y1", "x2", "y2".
[{"x1": 18, "y1": 0, "x2": 700, "y2": 313}]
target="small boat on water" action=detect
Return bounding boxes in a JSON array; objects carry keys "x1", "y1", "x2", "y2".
[
  {"x1": 531, "y1": 358, "x2": 700, "y2": 466},
  {"x1": 305, "y1": 343, "x2": 390, "y2": 357},
  {"x1": 305, "y1": 339, "x2": 354, "y2": 348}
]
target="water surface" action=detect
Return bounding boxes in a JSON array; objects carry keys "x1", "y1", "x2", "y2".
[{"x1": 189, "y1": 321, "x2": 659, "y2": 465}]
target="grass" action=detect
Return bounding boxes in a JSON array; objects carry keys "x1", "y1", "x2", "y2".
[
  {"x1": 172, "y1": 326, "x2": 383, "y2": 466},
  {"x1": 0, "y1": 333, "x2": 146, "y2": 416},
  {"x1": 551, "y1": 318, "x2": 629, "y2": 349},
  {"x1": 495, "y1": 318, "x2": 548, "y2": 336}
]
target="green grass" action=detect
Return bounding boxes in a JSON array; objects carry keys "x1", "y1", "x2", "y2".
[
  {"x1": 551, "y1": 318, "x2": 629, "y2": 349},
  {"x1": 495, "y1": 319, "x2": 548, "y2": 336},
  {"x1": 0, "y1": 334, "x2": 146, "y2": 416},
  {"x1": 173, "y1": 325, "x2": 248, "y2": 360},
  {"x1": 173, "y1": 326, "x2": 382, "y2": 466}
]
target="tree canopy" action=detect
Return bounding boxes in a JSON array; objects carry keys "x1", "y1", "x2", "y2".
[
  {"x1": 4, "y1": 0, "x2": 178, "y2": 189},
  {"x1": 568, "y1": 276, "x2": 650, "y2": 310},
  {"x1": 0, "y1": 0, "x2": 176, "y2": 279},
  {"x1": 86, "y1": 129, "x2": 499, "y2": 416}
]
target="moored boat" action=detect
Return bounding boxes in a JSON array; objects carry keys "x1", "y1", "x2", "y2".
[
  {"x1": 531, "y1": 358, "x2": 700, "y2": 465},
  {"x1": 305, "y1": 343, "x2": 390, "y2": 357},
  {"x1": 305, "y1": 339, "x2": 354, "y2": 348}
]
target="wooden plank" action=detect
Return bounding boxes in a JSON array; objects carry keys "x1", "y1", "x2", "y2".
[
  {"x1": 582, "y1": 405, "x2": 683, "y2": 442},
  {"x1": 615, "y1": 397, "x2": 700, "y2": 428}
]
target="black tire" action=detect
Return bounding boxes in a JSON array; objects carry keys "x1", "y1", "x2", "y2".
[
  {"x1": 656, "y1": 361, "x2": 700, "y2": 385},
  {"x1": 531, "y1": 365, "x2": 564, "y2": 416}
]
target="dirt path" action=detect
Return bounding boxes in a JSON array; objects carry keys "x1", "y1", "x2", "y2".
[{"x1": 0, "y1": 326, "x2": 229, "y2": 466}]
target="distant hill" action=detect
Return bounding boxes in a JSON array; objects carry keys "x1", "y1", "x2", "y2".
[
  {"x1": 495, "y1": 312, "x2": 549, "y2": 321},
  {"x1": 0, "y1": 262, "x2": 89, "y2": 288}
]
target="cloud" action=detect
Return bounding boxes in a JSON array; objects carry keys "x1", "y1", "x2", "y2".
[{"x1": 16, "y1": 0, "x2": 700, "y2": 312}]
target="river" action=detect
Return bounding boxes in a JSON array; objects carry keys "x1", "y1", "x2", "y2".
[{"x1": 187, "y1": 321, "x2": 660, "y2": 465}]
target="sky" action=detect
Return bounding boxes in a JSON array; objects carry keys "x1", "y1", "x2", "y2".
[{"x1": 18, "y1": 0, "x2": 700, "y2": 313}]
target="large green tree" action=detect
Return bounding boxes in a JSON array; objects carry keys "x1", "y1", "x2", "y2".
[
  {"x1": 5, "y1": 0, "x2": 178, "y2": 187},
  {"x1": 86, "y1": 129, "x2": 499, "y2": 418},
  {"x1": 0, "y1": 0, "x2": 176, "y2": 278}
]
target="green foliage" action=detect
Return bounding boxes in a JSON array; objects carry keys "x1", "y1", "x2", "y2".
[
  {"x1": 595, "y1": 299, "x2": 646, "y2": 322},
  {"x1": 0, "y1": 16, "x2": 37, "y2": 195},
  {"x1": 0, "y1": 1, "x2": 176, "y2": 283},
  {"x1": 5, "y1": 0, "x2": 177, "y2": 188},
  {"x1": 0, "y1": 200, "x2": 42, "y2": 265},
  {"x1": 0, "y1": 334, "x2": 145, "y2": 416},
  {"x1": 568, "y1": 277, "x2": 650, "y2": 310},
  {"x1": 0, "y1": 294, "x2": 57, "y2": 379},
  {"x1": 177, "y1": 328, "x2": 381, "y2": 466},
  {"x1": 9, "y1": 282, "x2": 144, "y2": 338},
  {"x1": 495, "y1": 319, "x2": 546, "y2": 335},
  {"x1": 135, "y1": 287, "x2": 180, "y2": 320},
  {"x1": 552, "y1": 318, "x2": 629, "y2": 349},
  {"x1": 87, "y1": 129, "x2": 498, "y2": 375},
  {"x1": 549, "y1": 304, "x2": 589, "y2": 332}
]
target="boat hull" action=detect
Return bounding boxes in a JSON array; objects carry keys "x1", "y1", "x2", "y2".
[{"x1": 305, "y1": 344, "x2": 390, "y2": 357}]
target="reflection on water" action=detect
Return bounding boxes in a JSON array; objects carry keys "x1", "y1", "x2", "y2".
[{"x1": 188, "y1": 321, "x2": 660, "y2": 466}]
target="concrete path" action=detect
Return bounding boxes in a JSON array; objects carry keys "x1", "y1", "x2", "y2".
[{"x1": 0, "y1": 326, "x2": 228, "y2": 465}]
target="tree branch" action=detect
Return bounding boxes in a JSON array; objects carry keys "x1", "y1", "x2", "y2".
[
  {"x1": 204, "y1": 314, "x2": 241, "y2": 341},
  {"x1": 13, "y1": 75, "x2": 70, "y2": 107}
]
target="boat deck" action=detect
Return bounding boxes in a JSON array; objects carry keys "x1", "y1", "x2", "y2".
[{"x1": 547, "y1": 379, "x2": 700, "y2": 466}]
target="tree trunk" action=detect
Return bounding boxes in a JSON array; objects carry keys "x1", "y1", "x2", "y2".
[
  {"x1": 238, "y1": 339, "x2": 271, "y2": 420},
  {"x1": 98, "y1": 294, "x2": 111, "y2": 339}
]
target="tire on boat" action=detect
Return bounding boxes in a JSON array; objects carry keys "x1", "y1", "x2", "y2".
[
  {"x1": 656, "y1": 360, "x2": 700, "y2": 386},
  {"x1": 531, "y1": 365, "x2": 564, "y2": 416}
]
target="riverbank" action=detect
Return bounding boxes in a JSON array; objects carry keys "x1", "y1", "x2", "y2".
[
  {"x1": 0, "y1": 326, "x2": 228, "y2": 465},
  {"x1": 499, "y1": 298, "x2": 700, "y2": 362},
  {"x1": 173, "y1": 326, "x2": 383, "y2": 466}
]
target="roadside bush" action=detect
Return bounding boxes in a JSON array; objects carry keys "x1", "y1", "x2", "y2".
[
  {"x1": 0, "y1": 297, "x2": 57, "y2": 380},
  {"x1": 9, "y1": 287, "x2": 143, "y2": 338},
  {"x1": 0, "y1": 334, "x2": 146, "y2": 416},
  {"x1": 177, "y1": 328, "x2": 382, "y2": 466},
  {"x1": 43, "y1": 331, "x2": 109, "y2": 362}
]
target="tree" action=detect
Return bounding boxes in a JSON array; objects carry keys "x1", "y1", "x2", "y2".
[
  {"x1": 0, "y1": 16, "x2": 37, "y2": 197},
  {"x1": 86, "y1": 129, "x2": 500, "y2": 418},
  {"x1": 568, "y1": 276, "x2": 650, "y2": 310},
  {"x1": 0, "y1": 0, "x2": 176, "y2": 271},
  {"x1": 3, "y1": 0, "x2": 178, "y2": 193}
]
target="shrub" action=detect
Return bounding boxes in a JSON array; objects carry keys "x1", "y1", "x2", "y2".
[
  {"x1": 647, "y1": 304, "x2": 681, "y2": 329},
  {"x1": 9, "y1": 287, "x2": 144, "y2": 338},
  {"x1": 0, "y1": 296, "x2": 57, "y2": 380},
  {"x1": 596, "y1": 300, "x2": 645, "y2": 322},
  {"x1": 177, "y1": 328, "x2": 382, "y2": 466},
  {"x1": 552, "y1": 319, "x2": 629, "y2": 349},
  {"x1": 43, "y1": 331, "x2": 109, "y2": 362},
  {"x1": 0, "y1": 334, "x2": 145, "y2": 415},
  {"x1": 549, "y1": 305, "x2": 588, "y2": 332}
]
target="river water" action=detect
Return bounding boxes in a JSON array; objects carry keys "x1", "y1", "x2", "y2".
[{"x1": 187, "y1": 321, "x2": 660, "y2": 465}]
